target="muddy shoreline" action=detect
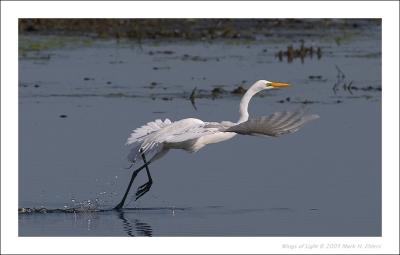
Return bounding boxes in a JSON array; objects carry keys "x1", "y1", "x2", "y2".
[{"x1": 20, "y1": 19, "x2": 380, "y2": 41}]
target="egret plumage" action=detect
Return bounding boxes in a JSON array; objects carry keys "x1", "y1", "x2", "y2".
[{"x1": 115, "y1": 80, "x2": 319, "y2": 209}]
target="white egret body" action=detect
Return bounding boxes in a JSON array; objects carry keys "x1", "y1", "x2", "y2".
[{"x1": 115, "y1": 80, "x2": 319, "y2": 209}]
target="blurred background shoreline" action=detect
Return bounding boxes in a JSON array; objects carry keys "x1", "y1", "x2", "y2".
[{"x1": 19, "y1": 18, "x2": 380, "y2": 41}]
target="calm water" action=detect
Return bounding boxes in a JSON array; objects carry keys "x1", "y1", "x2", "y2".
[{"x1": 19, "y1": 23, "x2": 381, "y2": 236}]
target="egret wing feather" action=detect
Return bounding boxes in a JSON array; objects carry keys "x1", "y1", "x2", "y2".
[
  {"x1": 225, "y1": 110, "x2": 319, "y2": 137},
  {"x1": 126, "y1": 118, "x2": 172, "y2": 145},
  {"x1": 162, "y1": 121, "x2": 223, "y2": 144},
  {"x1": 127, "y1": 118, "x2": 223, "y2": 162},
  {"x1": 126, "y1": 118, "x2": 172, "y2": 162},
  {"x1": 204, "y1": 121, "x2": 235, "y2": 130}
]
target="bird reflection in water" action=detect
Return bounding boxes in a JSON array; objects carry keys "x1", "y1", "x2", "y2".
[{"x1": 117, "y1": 211, "x2": 152, "y2": 237}]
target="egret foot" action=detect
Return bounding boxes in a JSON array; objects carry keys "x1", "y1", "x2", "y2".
[{"x1": 135, "y1": 181, "x2": 153, "y2": 200}]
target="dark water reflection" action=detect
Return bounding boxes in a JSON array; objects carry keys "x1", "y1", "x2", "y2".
[
  {"x1": 117, "y1": 211, "x2": 152, "y2": 237},
  {"x1": 116, "y1": 207, "x2": 187, "y2": 236}
]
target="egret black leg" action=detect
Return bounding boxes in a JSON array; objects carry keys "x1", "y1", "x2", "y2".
[
  {"x1": 114, "y1": 158, "x2": 151, "y2": 210},
  {"x1": 135, "y1": 153, "x2": 153, "y2": 200}
]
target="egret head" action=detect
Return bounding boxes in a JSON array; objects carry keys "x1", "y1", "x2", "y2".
[
  {"x1": 251, "y1": 80, "x2": 290, "y2": 92},
  {"x1": 238, "y1": 80, "x2": 290, "y2": 123}
]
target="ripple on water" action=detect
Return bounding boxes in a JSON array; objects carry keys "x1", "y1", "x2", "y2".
[{"x1": 18, "y1": 206, "x2": 190, "y2": 214}]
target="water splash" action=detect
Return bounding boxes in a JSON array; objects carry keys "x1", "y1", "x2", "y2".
[
  {"x1": 19, "y1": 198, "x2": 103, "y2": 214},
  {"x1": 68, "y1": 198, "x2": 100, "y2": 211}
]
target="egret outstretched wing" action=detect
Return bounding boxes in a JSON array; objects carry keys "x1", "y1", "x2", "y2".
[
  {"x1": 127, "y1": 118, "x2": 222, "y2": 162},
  {"x1": 225, "y1": 109, "x2": 319, "y2": 137},
  {"x1": 127, "y1": 118, "x2": 172, "y2": 145},
  {"x1": 126, "y1": 118, "x2": 172, "y2": 162}
]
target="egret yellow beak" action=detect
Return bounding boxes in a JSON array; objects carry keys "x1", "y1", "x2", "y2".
[{"x1": 270, "y1": 82, "x2": 290, "y2": 88}]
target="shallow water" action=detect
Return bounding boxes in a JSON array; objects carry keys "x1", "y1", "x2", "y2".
[{"x1": 19, "y1": 23, "x2": 381, "y2": 236}]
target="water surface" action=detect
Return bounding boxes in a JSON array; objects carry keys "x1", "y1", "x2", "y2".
[{"x1": 19, "y1": 22, "x2": 381, "y2": 236}]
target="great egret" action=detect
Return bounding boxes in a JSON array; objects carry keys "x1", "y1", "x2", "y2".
[{"x1": 114, "y1": 80, "x2": 319, "y2": 209}]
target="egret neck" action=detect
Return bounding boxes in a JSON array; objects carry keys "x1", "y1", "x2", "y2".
[{"x1": 238, "y1": 86, "x2": 259, "y2": 123}]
